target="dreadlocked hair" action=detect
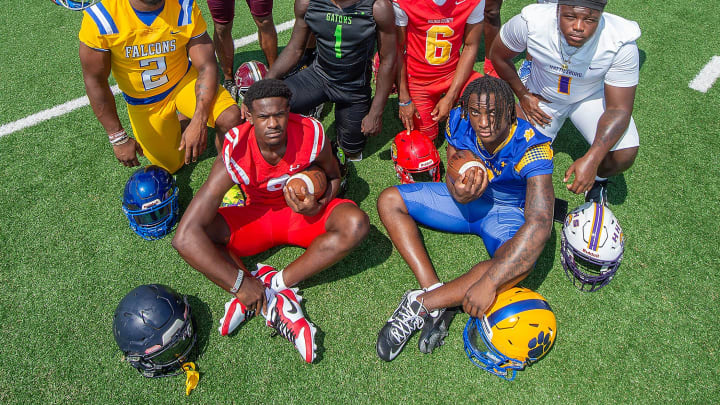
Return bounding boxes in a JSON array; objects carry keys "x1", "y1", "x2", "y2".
[
  {"x1": 459, "y1": 76, "x2": 516, "y2": 131},
  {"x1": 243, "y1": 79, "x2": 293, "y2": 111}
]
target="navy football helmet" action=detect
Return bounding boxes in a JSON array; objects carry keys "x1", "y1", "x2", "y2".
[
  {"x1": 51, "y1": 0, "x2": 98, "y2": 11},
  {"x1": 113, "y1": 284, "x2": 196, "y2": 378},
  {"x1": 122, "y1": 165, "x2": 179, "y2": 240}
]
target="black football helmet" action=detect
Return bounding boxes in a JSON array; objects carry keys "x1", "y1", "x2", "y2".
[{"x1": 113, "y1": 284, "x2": 196, "y2": 378}]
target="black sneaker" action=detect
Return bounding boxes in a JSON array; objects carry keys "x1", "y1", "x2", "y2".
[
  {"x1": 585, "y1": 180, "x2": 609, "y2": 206},
  {"x1": 223, "y1": 79, "x2": 239, "y2": 102},
  {"x1": 418, "y1": 307, "x2": 459, "y2": 354},
  {"x1": 376, "y1": 290, "x2": 428, "y2": 361}
]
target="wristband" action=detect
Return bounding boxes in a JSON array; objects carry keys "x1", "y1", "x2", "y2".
[
  {"x1": 229, "y1": 269, "x2": 244, "y2": 294},
  {"x1": 398, "y1": 100, "x2": 412, "y2": 107},
  {"x1": 111, "y1": 136, "x2": 130, "y2": 146},
  {"x1": 108, "y1": 129, "x2": 129, "y2": 145}
]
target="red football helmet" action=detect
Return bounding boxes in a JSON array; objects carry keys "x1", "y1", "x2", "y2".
[
  {"x1": 391, "y1": 130, "x2": 441, "y2": 184},
  {"x1": 234, "y1": 61, "x2": 268, "y2": 97}
]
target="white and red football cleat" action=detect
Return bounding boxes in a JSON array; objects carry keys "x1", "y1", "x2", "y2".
[
  {"x1": 218, "y1": 297, "x2": 250, "y2": 336},
  {"x1": 264, "y1": 288, "x2": 317, "y2": 363},
  {"x1": 252, "y1": 263, "x2": 278, "y2": 288}
]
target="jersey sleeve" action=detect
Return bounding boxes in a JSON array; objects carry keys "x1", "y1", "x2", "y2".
[
  {"x1": 514, "y1": 142, "x2": 554, "y2": 179},
  {"x1": 78, "y1": 11, "x2": 110, "y2": 51},
  {"x1": 499, "y1": 14, "x2": 528, "y2": 53},
  {"x1": 444, "y1": 108, "x2": 464, "y2": 149},
  {"x1": 190, "y1": 1, "x2": 208, "y2": 38},
  {"x1": 392, "y1": 1, "x2": 408, "y2": 27},
  {"x1": 466, "y1": 0, "x2": 486, "y2": 24},
  {"x1": 604, "y1": 41, "x2": 639, "y2": 88}
]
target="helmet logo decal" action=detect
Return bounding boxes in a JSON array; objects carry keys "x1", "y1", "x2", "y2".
[
  {"x1": 418, "y1": 159, "x2": 434, "y2": 169},
  {"x1": 141, "y1": 198, "x2": 162, "y2": 210}
]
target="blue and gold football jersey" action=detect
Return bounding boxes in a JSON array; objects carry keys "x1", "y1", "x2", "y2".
[{"x1": 445, "y1": 107, "x2": 554, "y2": 207}]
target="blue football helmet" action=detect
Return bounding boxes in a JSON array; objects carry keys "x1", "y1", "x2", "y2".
[
  {"x1": 51, "y1": 0, "x2": 98, "y2": 11},
  {"x1": 113, "y1": 284, "x2": 196, "y2": 378},
  {"x1": 122, "y1": 165, "x2": 179, "y2": 240}
]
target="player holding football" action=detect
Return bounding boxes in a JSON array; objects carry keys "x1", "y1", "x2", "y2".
[
  {"x1": 394, "y1": 0, "x2": 485, "y2": 141},
  {"x1": 376, "y1": 76, "x2": 555, "y2": 361},
  {"x1": 173, "y1": 80, "x2": 369, "y2": 363},
  {"x1": 79, "y1": 0, "x2": 244, "y2": 174},
  {"x1": 265, "y1": 0, "x2": 397, "y2": 161},
  {"x1": 207, "y1": 0, "x2": 278, "y2": 99},
  {"x1": 490, "y1": 0, "x2": 640, "y2": 205}
]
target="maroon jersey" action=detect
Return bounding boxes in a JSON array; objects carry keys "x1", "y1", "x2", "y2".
[
  {"x1": 395, "y1": 0, "x2": 481, "y2": 81},
  {"x1": 222, "y1": 113, "x2": 326, "y2": 206}
]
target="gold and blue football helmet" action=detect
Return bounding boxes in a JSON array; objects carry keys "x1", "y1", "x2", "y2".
[
  {"x1": 463, "y1": 287, "x2": 557, "y2": 380},
  {"x1": 51, "y1": 0, "x2": 98, "y2": 11}
]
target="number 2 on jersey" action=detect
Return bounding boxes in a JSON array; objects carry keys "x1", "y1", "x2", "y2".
[
  {"x1": 140, "y1": 56, "x2": 169, "y2": 91},
  {"x1": 425, "y1": 25, "x2": 454, "y2": 65}
]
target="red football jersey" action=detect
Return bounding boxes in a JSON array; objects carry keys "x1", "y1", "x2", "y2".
[
  {"x1": 222, "y1": 113, "x2": 326, "y2": 206},
  {"x1": 396, "y1": 0, "x2": 481, "y2": 81}
]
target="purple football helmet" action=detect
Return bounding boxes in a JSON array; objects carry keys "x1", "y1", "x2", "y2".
[{"x1": 561, "y1": 202, "x2": 624, "y2": 292}]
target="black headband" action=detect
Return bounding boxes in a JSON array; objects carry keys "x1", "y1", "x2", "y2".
[{"x1": 557, "y1": 0, "x2": 607, "y2": 11}]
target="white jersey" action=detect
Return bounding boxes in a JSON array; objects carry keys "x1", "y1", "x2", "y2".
[{"x1": 500, "y1": 4, "x2": 641, "y2": 104}]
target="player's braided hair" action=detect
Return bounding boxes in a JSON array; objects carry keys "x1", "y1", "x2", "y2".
[
  {"x1": 459, "y1": 76, "x2": 516, "y2": 131},
  {"x1": 243, "y1": 79, "x2": 293, "y2": 111}
]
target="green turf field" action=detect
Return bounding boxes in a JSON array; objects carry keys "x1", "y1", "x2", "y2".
[{"x1": 1, "y1": 1, "x2": 719, "y2": 403}]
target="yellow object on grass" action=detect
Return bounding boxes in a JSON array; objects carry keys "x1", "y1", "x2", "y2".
[{"x1": 182, "y1": 362, "x2": 199, "y2": 396}]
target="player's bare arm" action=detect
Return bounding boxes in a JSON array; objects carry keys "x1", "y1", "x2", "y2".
[
  {"x1": 445, "y1": 144, "x2": 488, "y2": 204},
  {"x1": 284, "y1": 137, "x2": 340, "y2": 217},
  {"x1": 491, "y1": 40, "x2": 552, "y2": 128},
  {"x1": 80, "y1": 43, "x2": 144, "y2": 167},
  {"x1": 431, "y1": 21, "x2": 483, "y2": 123},
  {"x1": 172, "y1": 157, "x2": 267, "y2": 314},
  {"x1": 462, "y1": 172, "x2": 554, "y2": 317},
  {"x1": 361, "y1": 0, "x2": 397, "y2": 136},
  {"x1": 181, "y1": 33, "x2": 218, "y2": 164},
  {"x1": 267, "y1": 0, "x2": 311, "y2": 80},
  {"x1": 564, "y1": 84, "x2": 636, "y2": 194}
]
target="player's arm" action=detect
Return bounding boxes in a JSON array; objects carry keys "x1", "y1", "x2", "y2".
[
  {"x1": 172, "y1": 157, "x2": 267, "y2": 314},
  {"x1": 564, "y1": 83, "x2": 636, "y2": 193},
  {"x1": 432, "y1": 21, "x2": 483, "y2": 123},
  {"x1": 267, "y1": 0, "x2": 311, "y2": 79},
  {"x1": 284, "y1": 135, "x2": 340, "y2": 217},
  {"x1": 445, "y1": 144, "x2": 488, "y2": 204},
  {"x1": 362, "y1": 0, "x2": 397, "y2": 136},
  {"x1": 463, "y1": 172, "x2": 554, "y2": 317},
  {"x1": 182, "y1": 33, "x2": 218, "y2": 164},
  {"x1": 396, "y1": 25, "x2": 419, "y2": 132},
  {"x1": 80, "y1": 43, "x2": 144, "y2": 167}
]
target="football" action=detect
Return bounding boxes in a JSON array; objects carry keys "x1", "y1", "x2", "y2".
[
  {"x1": 285, "y1": 165, "x2": 327, "y2": 201},
  {"x1": 446, "y1": 149, "x2": 487, "y2": 184}
]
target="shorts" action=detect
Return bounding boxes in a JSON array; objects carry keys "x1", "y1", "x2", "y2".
[
  {"x1": 126, "y1": 67, "x2": 236, "y2": 173},
  {"x1": 537, "y1": 87, "x2": 640, "y2": 151},
  {"x1": 397, "y1": 182, "x2": 525, "y2": 257},
  {"x1": 284, "y1": 65, "x2": 371, "y2": 154},
  {"x1": 207, "y1": 0, "x2": 273, "y2": 23},
  {"x1": 408, "y1": 70, "x2": 483, "y2": 140},
  {"x1": 218, "y1": 198, "x2": 356, "y2": 257}
]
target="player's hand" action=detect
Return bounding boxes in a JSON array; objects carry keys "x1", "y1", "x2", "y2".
[
  {"x1": 179, "y1": 118, "x2": 208, "y2": 164},
  {"x1": 448, "y1": 166, "x2": 488, "y2": 204},
  {"x1": 284, "y1": 185, "x2": 322, "y2": 217},
  {"x1": 113, "y1": 138, "x2": 144, "y2": 167},
  {"x1": 564, "y1": 154, "x2": 599, "y2": 194},
  {"x1": 361, "y1": 110, "x2": 382, "y2": 136},
  {"x1": 398, "y1": 101, "x2": 419, "y2": 132},
  {"x1": 519, "y1": 92, "x2": 552, "y2": 128},
  {"x1": 431, "y1": 96, "x2": 453, "y2": 123},
  {"x1": 235, "y1": 276, "x2": 267, "y2": 316},
  {"x1": 462, "y1": 279, "x2": 495, "y2": 318}
]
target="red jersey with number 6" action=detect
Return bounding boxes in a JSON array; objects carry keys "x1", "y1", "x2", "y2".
[
  {"x1": 396, "y1": 0, "x2": 481, "y2": 81},
  {"x1": 221, "y1": 113, "x2": 326, "y2": 206}
]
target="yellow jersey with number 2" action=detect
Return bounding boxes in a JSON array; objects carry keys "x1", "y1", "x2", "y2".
[{"x1": 78, "y1": 0, "x2": 207, "y2": 105}]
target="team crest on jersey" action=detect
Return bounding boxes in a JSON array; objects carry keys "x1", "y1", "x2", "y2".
[{"x1": 523, "y1": 129, "x2": 535, "y2": 142}]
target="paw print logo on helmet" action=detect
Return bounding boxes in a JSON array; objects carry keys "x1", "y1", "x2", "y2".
[
  {"x1": 392, "y1": 130, "x2": 441, "y2": 184},
  {"x1": 463, "y1": 287, "x2": 557, "y2": 381}
]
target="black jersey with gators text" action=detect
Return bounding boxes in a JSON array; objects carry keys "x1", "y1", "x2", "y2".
[{"x1": 305, "y1": 0, "x2": 376, "y2": 90}]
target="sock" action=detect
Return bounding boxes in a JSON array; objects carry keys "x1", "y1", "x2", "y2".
[
  {"x1": 425, "y1": 282, "x2": 444, "y2": 292},
  {"x1": 271, "y1": 270, "x2": 288, "y2": 291},
  {"x1": 595, "y1": 176, "x2": 607, "y2": 182}
]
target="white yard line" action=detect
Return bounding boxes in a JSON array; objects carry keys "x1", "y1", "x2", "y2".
[
  {"x1": 0, "y1": 19, "x2": 295, "y2": 139},
  {"x1": 689, "y1": 56, "x2": 720, "y2": 93}
]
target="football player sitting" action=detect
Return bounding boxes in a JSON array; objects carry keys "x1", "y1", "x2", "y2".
[
  {"x1": 172, "y1": 79, "x2": 369, "y2": 363},
  {"x1": 375, "y1": 76, "x2": 555, "y2": 361}
]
